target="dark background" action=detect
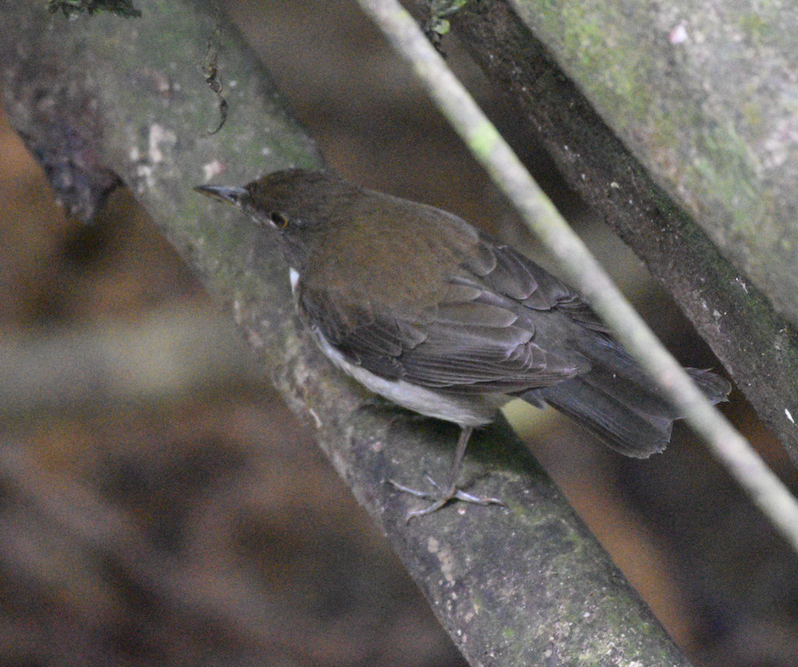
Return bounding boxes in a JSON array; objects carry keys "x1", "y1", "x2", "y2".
[{"x1": 1, "y1": 1, "x2": 797, "y2": 665}]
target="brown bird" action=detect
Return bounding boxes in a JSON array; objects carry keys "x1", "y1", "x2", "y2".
[{"x1": 196, "y1": 169, "x2": 731, "y2": 519}]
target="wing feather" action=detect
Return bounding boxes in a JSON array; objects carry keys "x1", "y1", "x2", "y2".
[{"x1": 298, "y1": 231, "x2": 601, "y2": 393}]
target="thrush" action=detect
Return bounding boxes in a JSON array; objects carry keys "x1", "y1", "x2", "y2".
[{"x1": 196, "y1": 168, "x2": 731, "y2": 519}]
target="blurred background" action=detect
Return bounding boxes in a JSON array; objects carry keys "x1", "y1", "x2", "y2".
[{"x1": 2, "y1": 0, "x2": 798, "y2": 665}]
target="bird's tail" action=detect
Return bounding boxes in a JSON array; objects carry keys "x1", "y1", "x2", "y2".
[{"x1": 520, "y1": 337, "x2": 731, "y2": 458}]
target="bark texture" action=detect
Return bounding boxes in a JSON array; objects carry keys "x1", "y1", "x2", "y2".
[{"x1": 508, "y1": 0, "x2": 798, "y2": 326}]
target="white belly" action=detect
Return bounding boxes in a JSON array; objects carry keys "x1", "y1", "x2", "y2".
[{"x1": 314, "y1": 328, "x2": 501, "y2": 427}]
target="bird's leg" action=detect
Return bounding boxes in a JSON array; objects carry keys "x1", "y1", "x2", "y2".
[{"x1": 389, "y1": 425, "x2": 504, "y2": 521}]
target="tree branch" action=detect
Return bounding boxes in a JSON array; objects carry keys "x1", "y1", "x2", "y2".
[{"x1": 502, "y1": 0, "x2": 798, "y2": 328}]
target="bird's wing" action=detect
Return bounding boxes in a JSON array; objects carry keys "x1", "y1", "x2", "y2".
[
  {"x1": 462, "y1": 232, "x2": 611, "y2": 334},
  {"x1": 298, "y1": 233, "x2": 598, "y2": 394}
]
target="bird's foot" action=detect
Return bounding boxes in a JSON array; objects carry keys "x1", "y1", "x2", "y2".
[{"x1": 388, "y1": 475, "x2": 504, "y2": 522}]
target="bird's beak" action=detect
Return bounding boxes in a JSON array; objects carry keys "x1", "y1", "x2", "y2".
[{"x1": 194, "y1": 184, "x2": 249, "y2": 206}]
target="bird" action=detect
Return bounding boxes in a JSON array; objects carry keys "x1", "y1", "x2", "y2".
[{"x1": 195, "y1": 168, "x2": 731, "y2": 519}]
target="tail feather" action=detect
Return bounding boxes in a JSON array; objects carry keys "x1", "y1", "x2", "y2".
[{"x1": 522, "y1": 338, "x2": 731, "y2": 458}]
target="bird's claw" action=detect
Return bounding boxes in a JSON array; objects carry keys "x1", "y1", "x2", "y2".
[{"x1": 388, "y1": 477, "x2": 504, "y2": 522}]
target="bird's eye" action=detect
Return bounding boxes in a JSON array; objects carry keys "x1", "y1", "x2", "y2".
[{"x1": 269, "y1": 211, "x2": 289, "y2": 228}]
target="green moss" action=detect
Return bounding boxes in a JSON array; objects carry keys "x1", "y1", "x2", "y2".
[
  {"x1": 541, "y1": 1, "x2": 655, "y2": 132},
  {"x1": 739, "y1": 12, "x2": 769, "y2": 44},
  {"x1": 741, "y1": 98, "x2": 764, "y2": 131},
  {"x1": 692, "y1": 123, "x2": 762, "y2": 230}
]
